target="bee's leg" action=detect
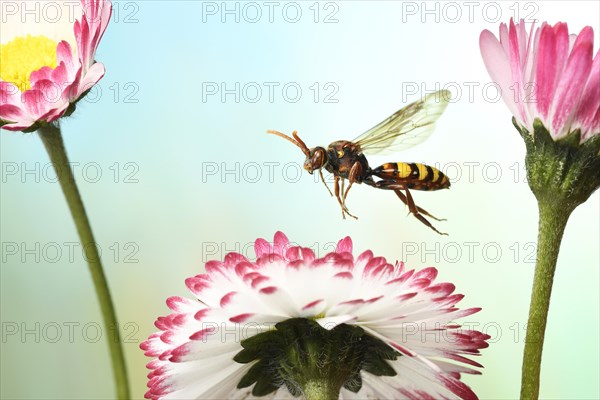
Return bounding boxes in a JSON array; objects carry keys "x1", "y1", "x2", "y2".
[
  {"x1": 334, "y1": 175, "x2": 347, "y2": 219},
  {"x1": 318, "y1": 169, "x2": 333, "y2": 197},
  {"x1": 399, "y1": 188, "x2": 447, "y2": 236},
  {"x1": 341, "y1": 162, "x2": 362, "y2": 219},
  {"x1": 340, "y1": 178, "x2": 351, "y2": 216},
  {"x1": 393, "y1": 190, "x2": 446, "y2": 222},
  {"x1": 340, "y1": 187, "x2": 357, "y2": 220},
  {"x1": 369, "y1": 179, "x2": 445, "y2": 222}
]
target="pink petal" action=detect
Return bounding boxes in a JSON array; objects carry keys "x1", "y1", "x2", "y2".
[
  {"x1": 535, "y1": 24, "x2": 558, "y2": 119},
  {"x1": 56, "y1": 41, "x2": 77, "y2": 76},
  {"x1": 21, "y1": 80, "x2": 69, "y2": 122},
  {"x1": 479, "y1": 30, "x2": 522, "y2": 122},
  {"x1": 2, "y1": 122, "x2": 36, "y2": 131},
  {"x1": 574, "y1": 48, "x2": 600, "y2": 137},
  {"x1": 75, "y1": 1, "x2": 112, "y2": 73},
  {"x1": 524, "y1": 23, "x2": 540, "y2": 84},
  {"x1": 553, "y1": 23, "x2": 570, "y2": 82},
  {"x1": 583, "y1": 107, "x2": 600, "y2": 139},
  {"x1": 77, "y1": 62, "x2": 105, "y2": 98},
  {"x1": 532, "y1": 22, "x2": 569, "y2": 123},
  {"x1": 76, "y1": 17, "x2": 91, "y2": 69},
  {"x1": 521, "y1": 22, "x2": 539, "y2": 124},
  {"x1": 29, "y1": 66, "x2": 53, "y2": 87},
  {"x1": 516, "y1": 19, "x2": 528, "y2": 67},
  {"x1": 40, "y1": 106, "x2": 67, "y2": 123},
  {"x1": 498, "y1": 22, "x2": 509, "y2": 54},
  {"x1": 52, "y1": 40, "x2": 81, "y2": 101},
  {"x1": 0, "y1": 83, "x2": 27, "y2": 126},
  {"x1": 51, "y1": 62, "x2": 69, "y2": 86},
  {"x1": 254, "y1": 238, "x2": 272, "y2": 258},
  {"x1": 0, "y1": 104, "x2": 26, "y2": 122},
  {"x1": 508, "y1": 19, "x2": 527, "y2": 124},
  {"x1": 1, "y1": 81, "x2": 22, "y2": 104},
  {"x1": 30, "y1": 79, "x2": 64, "y2": 111},
  {"x1": 550, "y1": 26, "x2": 594, "y2": 136},
  {"x1": 22, "y1": 90, "x2": 48, "y2": 119},
  {"x1": 63, "y1": 67, "x2": 83, "y2": 101},
  {"x1": 335, "y1": 236, "x2": 353, "y2": 254},
  {"x1": 273, "y1": 231, "x2": 289, "y2": 257},
  {"x1": 85, "y1": 0, "x2": 113, "y2": 56}
]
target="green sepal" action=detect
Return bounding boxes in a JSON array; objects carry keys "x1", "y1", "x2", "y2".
[
  {"x1": 233, "y1": 347, "x2": 261, "y2": 364},
  {"x1": 284, "y1": 381, "x2": 303, "y2": 397},
  {"x1": 343, "y1": 371, "x2": 363, "y2": 393},
  {"x1": 514, "y1": 117, "x2": 600, "y2": 211},
  {"x1": 234, "y1": 330, "x2": 279, "y2": 364},
  {"x1": 22, "y1": 123, "x2": 43, "y2": 133},
  {"x1": 252, "y1": 373, "x2": 281, "y2": 396},
  {"x1": 363, "y1": 352, "x2": 397, "y2": 377},
  {"x1": 62, "y1": 102, "x2": 78, "y2": 118},
  {"x1": 234, "y1": 318, "x2": 401, "y2": 398},
  {"x1": 237, "y1": 361, "x2": 266, "y2": 389}
]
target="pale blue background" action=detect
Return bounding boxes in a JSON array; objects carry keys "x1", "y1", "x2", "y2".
[{"x1": 1, "y1": 1, "x2": 599, "y2": 399}]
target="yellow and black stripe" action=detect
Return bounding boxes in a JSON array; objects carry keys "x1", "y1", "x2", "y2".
[{"x1": 371, "y1": 162, "x2": 450, "y2": 191}]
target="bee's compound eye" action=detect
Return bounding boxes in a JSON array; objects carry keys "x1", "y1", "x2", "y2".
[{"x1": 337, "y1": 150, "x2": 344, "y2": 158}]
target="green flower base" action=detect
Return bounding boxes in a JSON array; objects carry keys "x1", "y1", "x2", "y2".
[
  {"x1": 514, "y1": 117, "x2": 600, "y2": 210},
  {"x1": 234, "y1": 318, "x2": 400, "y2": 399}
]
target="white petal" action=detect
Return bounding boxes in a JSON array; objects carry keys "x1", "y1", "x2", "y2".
[{"x1": 0, "y1": 0, "x2": 78, "y2": 47}]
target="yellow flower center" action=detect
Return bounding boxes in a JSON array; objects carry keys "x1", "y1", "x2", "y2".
[{"x1": 0, "y1": 35, "x2": 58, "y2": 91}]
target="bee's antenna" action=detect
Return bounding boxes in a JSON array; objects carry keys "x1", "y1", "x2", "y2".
[{"x1": 266, "y1": 130, "x2": 310, "y2": 157}]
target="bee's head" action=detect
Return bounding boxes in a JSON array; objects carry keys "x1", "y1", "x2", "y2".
[
  {"x1": 303, "y1": 147, "x2": 327, "y2": 174},
  {"x1": 266, "y1": 129, "x2": 326, "y2": 175}
]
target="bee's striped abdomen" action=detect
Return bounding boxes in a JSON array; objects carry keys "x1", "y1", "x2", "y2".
[{"x1": 371, "y1": 162, "x2": 450, "y2": 191}]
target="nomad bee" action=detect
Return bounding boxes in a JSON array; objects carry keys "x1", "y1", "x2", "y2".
[{"x1": 267, "y1": 90, "x2": 451, "y2": 235}]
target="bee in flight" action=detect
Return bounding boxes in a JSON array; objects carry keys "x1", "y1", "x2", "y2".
[{"x1": 267, "y1": 90, "x2": 451, "y2": 235}]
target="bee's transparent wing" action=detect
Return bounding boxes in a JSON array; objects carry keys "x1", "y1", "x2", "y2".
[{"x1": 354, "y1": 90, "x2": 451, "y2": 155}]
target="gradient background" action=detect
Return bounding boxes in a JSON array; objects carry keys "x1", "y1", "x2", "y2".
[{"x1": 1, "y1": 1, "x2": 598, "y2": 399}]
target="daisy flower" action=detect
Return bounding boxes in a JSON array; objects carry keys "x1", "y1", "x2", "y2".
[
  {"x1": 1, "y1": 1, "x2": 128, "y2": 397},
  {"x1": 480, "y1": 19, "x2": 599, "y2": 400},
  {"x1": 142, "y1": 232, "x2": 489, "y2": 400},
  {"x1": 0, "y1": 0, "x2": 112, "y2": 131},
  {"x1": 480, "y1": 18, "x2": 599, "y2": 143}
]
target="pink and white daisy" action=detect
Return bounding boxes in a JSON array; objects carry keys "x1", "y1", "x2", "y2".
[
  {"x1": 141, "y1": 232, "x2": 489, "y2": 400},
  {"x1": 480, "y1": 18, "x2": 599, "y2": 142},
  {"x1": 0, "y1": 0, "x2": 112, "y2": 131},
  {"x1": 480, "y1": 19, "x2": 599, "y2": 399}
]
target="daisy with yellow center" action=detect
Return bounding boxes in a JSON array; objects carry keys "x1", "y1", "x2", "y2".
[
  {"x1": 1, "y1": 0, "x2": 111, "y2": 132},
  {"x1": 1, "y1": 1, "x2": 129, "y2": 398}
]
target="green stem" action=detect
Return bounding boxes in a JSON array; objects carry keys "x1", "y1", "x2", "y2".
[
  {"x1": 38, "y1": 123, "x2": 130, "y2": 399},
  {"x1": 302, "y1": 379, "x2": 341, "y2": 400},
  {"x1": 520, "y1": 200, "x2": 572, "y2": 400}
]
